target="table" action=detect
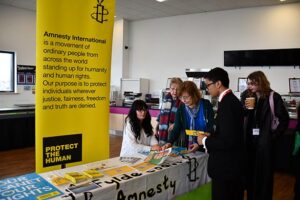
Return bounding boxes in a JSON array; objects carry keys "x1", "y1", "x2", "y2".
[
  {"x1": 0, "y1": 107, "x2": 35, "y2": 151},
  {"x1": 40, "y1": 152, "x2": 210, "y2": 200}
]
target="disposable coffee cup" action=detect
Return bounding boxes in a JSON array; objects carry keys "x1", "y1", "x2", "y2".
[{"x1": 246, "y1": 97, "x2": 255, "y2": 109}]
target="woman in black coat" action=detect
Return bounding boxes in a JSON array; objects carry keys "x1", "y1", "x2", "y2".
[
  {"x1": 294, "y1": 105, "x2": 300, "y2": 200},
  {"x1": 241, "y1": 71, "x2": 289, "y2": 200}
]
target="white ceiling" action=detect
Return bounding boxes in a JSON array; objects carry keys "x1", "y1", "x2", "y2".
[{"x1": 0, "y1": 0, "x2": 299, "y2": 21}]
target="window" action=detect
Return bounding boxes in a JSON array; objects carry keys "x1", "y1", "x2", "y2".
[{"x1": 0, "y1": 50, "x2": 16, "y2": 92}]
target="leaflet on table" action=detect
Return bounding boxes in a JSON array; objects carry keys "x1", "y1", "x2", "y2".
[
  {"x1": 66, "y1": 182, "x2": 100, "y2": 195},
  {"x1": 50, "y1": 175, "x2": 70, "y2": 186},
  {"x1": 169, "y1": 146, "x2": 189, "y2": 157},
  {"x1": 47, "y1": 164, "x2": 111, "y2": 186},
  {"x1": 43, "y1": 159, "x2": 127, "y2": 184},
  {"x1": 64, "y1": 172, "x2": 88, "y2": 184},
  {"x1": 0, "y1": 173, "x2": 63, "y2": 200},
  {"x1": 144, "y1": 148, "x2": 172, "y2": 165},
  {"x1": 119, "y1": 156, "x2": 141, "y2": 164},
  {"x1": 103, "y1": 165, "x2": 135, "y2": 176},
  {"x1": 131, "y1": 161, "x2": 156, "y2": 171},
  {"x1": 82, "y1": 169, "x2": 104, "y2": 179},
  {"x1": 62, "y1": 170, "x2": 105, "y2": 184}
]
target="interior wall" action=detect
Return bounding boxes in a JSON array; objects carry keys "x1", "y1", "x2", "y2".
[
  {"x1": 0, "y1": 5, "x2": 125, "y2": 107},
  {"x1": 128, "y1": 3, "x2": 300, "y2": 94},
  {"x1": 111, "y1": 19, "x2": 124, "y2": 90},
  {"x1": 0, "y1": 5, "x2": 36, "y2": 107},
  {"x1": 123, "y1": 20, "x2": 129, "y2": 79},
  {"x1": 0, "y1": 5, "x2": 36, "y2": 65},
  {"x1": 1, "y1": 3, "x2": 300, "y2": 107}
]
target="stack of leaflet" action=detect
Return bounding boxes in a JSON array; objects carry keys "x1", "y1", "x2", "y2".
[{"x1": 123, "y1": 92, "x2": 142, "y2": 107}]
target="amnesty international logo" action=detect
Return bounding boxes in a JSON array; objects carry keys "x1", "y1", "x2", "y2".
[{"x1": 91, "y1": 0, "x2": 109, "y2": 23}]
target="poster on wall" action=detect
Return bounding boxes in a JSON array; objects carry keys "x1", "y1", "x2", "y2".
[
  {"x1": 17, "y1": 65, "x2": 36, "y2": 85},
  {"x1": 35, "y1": 0, "x2": 115, "y2": 173},
  {"x1": 238, "y1": 77, "x2": 247, "y2": 93},
  {"x1": 289, "y1": 78, "x2": 300, "y2": 93}
]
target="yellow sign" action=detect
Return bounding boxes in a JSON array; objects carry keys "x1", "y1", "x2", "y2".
[
  {"x1": 37, "y1": 191, "x2": 61, "y2": 200},
  {"x1": 185, "y1": 130, "x2": 207, "y2": 136},
  {"x1": 36, "y1": 0, "x2": 115, "y2": 173}
]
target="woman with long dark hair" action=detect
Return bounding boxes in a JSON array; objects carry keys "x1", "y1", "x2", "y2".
[
  {"x1": 120, "y1": 100, "x2": 160, "y2": 156},
  {"x1": 242, "y1": 71, "x2": 289, "y2": 200}
]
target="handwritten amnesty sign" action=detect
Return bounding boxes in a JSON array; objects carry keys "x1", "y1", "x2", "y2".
[{"x1": 36, "y1": 0, "x2": 115, "y2": 172}]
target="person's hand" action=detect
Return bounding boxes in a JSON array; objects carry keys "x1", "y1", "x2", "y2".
[
  {"x1": 161, "y1": 143, "x2": 172, "y2": 150},
  {"x1": 197, "y1": 134, "x2": 207, "y2": 145},
  {"x1": 168, "y1": 123, "x2": 174, "y2": 133},
  {"x1": 189, "y1": 143, "x2": 199, "y2": 152},
  {"x1": 245, "y1": 97, "x2": 255, "y2": 110},
  {"x1": 151, "y1": 145, "x2": 161, "y2": 151},
  {"x1": 244, "y1": 99, "x2": 251, "y2": 109}
]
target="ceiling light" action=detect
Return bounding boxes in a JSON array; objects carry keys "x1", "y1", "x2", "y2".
[
  {"x1": 156, "y1": 0, "x2": 167, "y2": 2},
  {"x1": 280, "y1": 0, "x2": 286, "y2": 2}
]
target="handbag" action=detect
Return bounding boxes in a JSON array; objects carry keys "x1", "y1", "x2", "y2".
[
  {"x1": 293, "y1": 131, "x2": 300, "y2": 155},
  {"x1": 269, "y1": 91, "x2": 280, "y2": 132}
]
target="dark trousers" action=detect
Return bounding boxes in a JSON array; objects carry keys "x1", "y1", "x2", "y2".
[
  {"x1": 295, "y1": 151, "x2": 300, "y2": 200},
  {"x1": 246, "y1": 138, "x2": 274, "y2": 200},
  {"x1": 212, "y1": 178, "x2": 244, "y2": 200}
]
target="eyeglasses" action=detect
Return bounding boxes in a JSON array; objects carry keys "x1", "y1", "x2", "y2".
[
  {"x1": 206, "y1": 82, "x2": 215, "y2": 88},
  {"x1": 180, "y1": 95, "x2": 191, "y2": 100}
]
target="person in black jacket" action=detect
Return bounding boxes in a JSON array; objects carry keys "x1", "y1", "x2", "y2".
[
  {"x1": 241, "y1": 71, "x2": 289, "y2": 200},
  {"x1": 294, "y1": 105, "x2": 300, "y2": 200},
  {"x1": 198, "y1": 67, "x2": 245, "y2": 200}
]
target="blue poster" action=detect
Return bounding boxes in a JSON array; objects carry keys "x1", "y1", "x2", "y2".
[{"x1": 0, "y1": 173, "x2": 62, "y2": 200}]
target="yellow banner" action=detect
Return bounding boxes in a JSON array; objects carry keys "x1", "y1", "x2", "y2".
[{"x1": 36, "y1": 0, "x2": 115, "y2": 173}]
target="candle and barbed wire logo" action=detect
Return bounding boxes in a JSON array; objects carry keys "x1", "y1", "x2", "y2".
[{"x1": 91, "y1": 0, "x2": 109, "y2": 23}]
